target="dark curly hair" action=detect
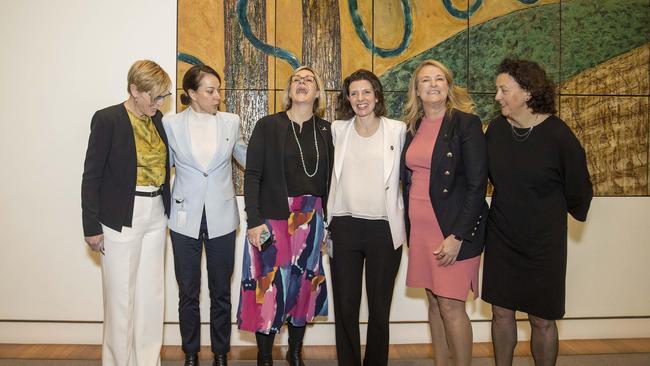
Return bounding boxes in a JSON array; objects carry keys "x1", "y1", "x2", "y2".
[
  {"x1": 497, "y1": 58, "x2": 556, "y2": 114},
  {"x1": 335, "y1": 69, "x2": 386, "y2": 120},
  {"x1": 180, "y1": 64, "x2": 221, "y2": 106}
]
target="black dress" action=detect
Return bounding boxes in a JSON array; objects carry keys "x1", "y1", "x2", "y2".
[{"x1": 481, "y1": 115, "x2": 593, "y2": 320}]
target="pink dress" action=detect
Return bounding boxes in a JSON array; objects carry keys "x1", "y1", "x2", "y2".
[{"x1": 405, "y1": 116, "x2": 480, "y2": 301}]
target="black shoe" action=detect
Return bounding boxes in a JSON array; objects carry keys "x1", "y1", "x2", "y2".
[
  {"x1": 256, "y1": 352, "x2": 273, "y2": 366},
  {"x1": 184, "y1": 353, "x2": 199, "y2": 366},
  {"x1": 213, "y1": 353, "x2": 227, "y2": 366},
  {"x1": 255, "y1": 332, "x2": 275, "y2": 366},
  {"x1": 285, "y1": 348, "x2": 305, "y2": 366},
  {"x1": 286, "y1": 324, "x2": 305, "y2": 366}
]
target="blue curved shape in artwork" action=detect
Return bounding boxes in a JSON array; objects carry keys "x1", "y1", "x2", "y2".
[
  {"x1": 442, "y1": 0, "x2": 483, "y2": 19},
  {"x1": 348, "y1": 0, "x2": 412, "y2": 58},
  {"x1": 236, "y1": 0, "x2": 300, "y2": 69},
  {"x1": 177, "y1": 52, "x2": 204, "y2": 66},
  {"x1": 518, "y1": 0, "x2": 539, "y2": 4}
]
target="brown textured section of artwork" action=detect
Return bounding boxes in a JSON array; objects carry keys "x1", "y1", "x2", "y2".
[
  {"x1": 561, "y1": 44, "x2": 649, "y2": 95},
  {"x1": 223, "y1": 1, "x2": 269, "y2": 194},
  {"x1": 560, "y1": 45, "x2": 649, "y2": 196},
  {"x1": 560, "y1": 96, "x2": 648, "y2": 196},
  {"x1": 301, "y1": 0, "x2": 342, "y2": 90}
]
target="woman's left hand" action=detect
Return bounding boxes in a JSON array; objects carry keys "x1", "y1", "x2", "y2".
[{"x1": 433, "y1": 235, "x2": 462, "y2": 267}]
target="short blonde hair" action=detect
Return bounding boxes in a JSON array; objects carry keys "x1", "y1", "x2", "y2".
[
  {"x1": 403, "y1": 60, "x2": 474, "y2": 133},
  {"x1": 281, "y1": 66, "x2": 327, "y2": 118},
  {"x1": 127, "y1": 60, "x2": 172, "y2": 99}
]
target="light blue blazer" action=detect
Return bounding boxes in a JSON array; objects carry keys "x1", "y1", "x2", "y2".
[{"x1": 162, "y1": 107, "x2": 246, "y2": 239}]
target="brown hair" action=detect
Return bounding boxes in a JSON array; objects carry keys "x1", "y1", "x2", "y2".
[
  {"x1": 180, "y1": 64, "x2": 222, "y2": 105},
  {"x1": 497, "y1": 58, "x2": 556, "y2": 114},
  {"x1": 335, "y1": 69, "x2": 386, "y2": 120}
]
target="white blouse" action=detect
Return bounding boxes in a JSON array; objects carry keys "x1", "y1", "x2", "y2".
[
  {"x1": 332, "y1": 123, "x2": 387, "y2": 220},
  {"x1": 188, "y1": 106, "x2": 218, "y2": 170}
]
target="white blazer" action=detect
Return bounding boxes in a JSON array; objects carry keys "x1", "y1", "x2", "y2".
[
  {"x1": 327, "y1": 116, "x2": 407, "y2": 249},
  {"x1": 163, "y1": 107, "x2": 246, "y2": 239}
]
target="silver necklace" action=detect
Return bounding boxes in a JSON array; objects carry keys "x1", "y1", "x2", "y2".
[
  {"x1": 288, "y1": 112, "x2": 319, "y2": 177},
  {"x1": 510, "y1": 114, "x2": 539, "y2": 142}
]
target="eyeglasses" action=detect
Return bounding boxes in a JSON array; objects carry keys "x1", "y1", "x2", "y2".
[
  {"x1": 151, "y1": 92, "x2": 172, "y2": 104},
  {"x1": 291, "y1": 75, "x2": 315, "y2": 84}
]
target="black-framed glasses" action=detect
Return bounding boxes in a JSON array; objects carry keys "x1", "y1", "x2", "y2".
[
  {"x1": 151, "y1": 92, "x2": 172, "y2": 104},
  {"x1": 291, "y1": 75, "x2": 315, "y2": 84}
]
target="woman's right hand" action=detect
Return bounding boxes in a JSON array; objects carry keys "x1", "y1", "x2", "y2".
[
  {"x1": 247, "y1": 224, "x2": 269, "y2": 251},
  {"x1": 85, "y1": 234, "x2": 104, "y2": 253}
]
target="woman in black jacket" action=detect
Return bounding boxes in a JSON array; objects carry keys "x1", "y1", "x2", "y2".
[
  {"x1": 237, "y1": 66, "x2": 333, "y2": 366},
  {"x1": 400, "y1": 60, "x2": 488, "y2": 366},
  {"x1": 81, "y1": 59, "x2": 172, "y2": 366}
]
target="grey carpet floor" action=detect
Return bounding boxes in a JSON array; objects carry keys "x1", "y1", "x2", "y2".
[{"x1": 1, "y1": 354, "x2": 649, "y2": 366}]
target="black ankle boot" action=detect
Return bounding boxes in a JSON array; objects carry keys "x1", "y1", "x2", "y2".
[
  {"x1": 285, "y1": 324, "x2": 305, "y2": 366},
  {"x1": 184, "y1": 353, "x2": 199, "y2": 366},
  {"x1": 255, "y1": 332, "x2": 275, "y2": 366},
  {"x1": 213, "y1": 353, "x2": 227, "y2": 366}
]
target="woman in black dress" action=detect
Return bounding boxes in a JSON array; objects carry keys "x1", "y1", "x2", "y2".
[{"x1": 482, "y1": 58, "x2": 593, "y2": 366}]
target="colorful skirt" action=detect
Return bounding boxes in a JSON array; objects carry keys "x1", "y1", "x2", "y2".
[{"x1": 237, "y1": 195, "x2": 328, "y2": 334}]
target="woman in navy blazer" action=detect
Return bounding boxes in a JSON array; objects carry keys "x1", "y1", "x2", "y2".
[
  {"x1": 162, "y1": 65, "x2": 246, "y2": 366},
  {"x1": 327, "y1": 69, "x2": 406, "y2": 366},
  {"x1": 400, "y1": 60, "x2": 488, "y2": 366}
]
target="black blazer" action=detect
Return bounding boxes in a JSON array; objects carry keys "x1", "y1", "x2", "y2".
[
  {"x1": 400, "y1": 109, "x2": 488, "y2": 261},
  {"x1": 81, "y1": 103, "x2": 171, "y2": 237},
  {"x1": 244, "y1": 112, "x2": 333, "y2": 228}
]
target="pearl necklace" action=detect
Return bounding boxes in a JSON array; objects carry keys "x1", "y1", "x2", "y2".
[{"x1": 287, "y1": 112, "x2": 319, "y2": 177}]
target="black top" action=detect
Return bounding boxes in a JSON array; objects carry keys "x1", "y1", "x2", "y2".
[
  {"x1": 244, "y1": 112, "x2": 333, "y2": 228},
  {"x1": 284, "y1": 116, "x2": 328, "y2": 196},
  {"x1": 81, "y1": 103, "x2": 171, "y2": 236},
  {"x1": 400, "y1": 108, "x2": 489, "y2": 261},
  {"x1": 481, "y1": 115, "x2": 593, "y2": 320}
]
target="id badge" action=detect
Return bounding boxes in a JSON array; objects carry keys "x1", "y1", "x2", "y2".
[{"x1": 177, "y1": 211, "x2": 187, "y2": 227}]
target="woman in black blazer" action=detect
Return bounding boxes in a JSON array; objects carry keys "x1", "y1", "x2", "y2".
[
  {"x1": 81, "y1": 60, "x2": 172, "y2": 366},
  {"x1": 400, "y1": 60, "x2": 488, "y2": 366},
  {"x1": 237, "y1": 66, "x2": 333, "y2": 366}
]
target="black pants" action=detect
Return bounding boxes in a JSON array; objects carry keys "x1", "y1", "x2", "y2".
[
  {"x1": 329, "y1": 216, "x2": 402, "y2": 366},
  {"x1": 170, "y1": 210, "x2": 236, "y2": 355}
]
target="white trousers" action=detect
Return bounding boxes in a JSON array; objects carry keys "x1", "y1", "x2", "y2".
[{"x1": 101, "y1": 190, "x2": 166, "y2": 366}]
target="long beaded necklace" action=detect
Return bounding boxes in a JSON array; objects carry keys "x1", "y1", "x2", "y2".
[{"x1": 287, "y1": 111, "x2": 319, "y2": 177}]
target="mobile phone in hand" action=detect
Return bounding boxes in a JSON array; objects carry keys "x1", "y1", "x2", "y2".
[{"x1": 259, "y1": 229, "x2": 273, "y2": 252}]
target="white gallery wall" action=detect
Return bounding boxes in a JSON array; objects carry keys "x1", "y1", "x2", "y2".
[{"x1": 0, "y1": 0, "x2": 648, "y2": 346}]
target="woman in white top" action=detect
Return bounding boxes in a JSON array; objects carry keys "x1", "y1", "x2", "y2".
[
  {"x1": 162, "y1": 64, "x2": 246, "y2": 366},
  {"x1": 327, "y1": 69, "x2": 406, "y2": 366}
]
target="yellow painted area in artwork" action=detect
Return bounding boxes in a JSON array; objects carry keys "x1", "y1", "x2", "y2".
[
  {"x1": 274, "y1": 0, "x2": 303, "y2": 91},
  {"x1": 339, "y1": 0, "x2": 374, "y2": 79},
  {"x1": 371, "y1": 0, "x2": 559, "y2": 76},
  {"x1": 177, "y1": 0, "x2": 224, "y2": 87}
]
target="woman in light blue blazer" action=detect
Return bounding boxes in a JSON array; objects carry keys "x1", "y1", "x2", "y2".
[
  {"x1": 162, "y1": 64, "x2": 246, "y2": 366},
  {"x1": 327, "y1": 69, "x2": 406, "y2": 366}
]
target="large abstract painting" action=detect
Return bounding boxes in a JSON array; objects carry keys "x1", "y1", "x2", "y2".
[{"x1": 177, "y1": 0, "x2": 649, "y2": 196}]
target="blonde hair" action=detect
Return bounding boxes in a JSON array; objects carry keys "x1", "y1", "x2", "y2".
[
  {"x1": 403, "y1": 60, "x2": 474, "y2": 133},
  {"x1": 281, "y1": 65, "x2": 327, "y2": 118},
  {"x1": 127, "y1": 60, "x2": 172, "y2": 99}
]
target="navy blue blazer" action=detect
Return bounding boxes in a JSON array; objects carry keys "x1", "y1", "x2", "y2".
[{"x1": 400, "y1": 108, "x2": 488, "y2": 261}]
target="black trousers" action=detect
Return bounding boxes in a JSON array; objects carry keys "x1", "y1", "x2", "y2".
[
  {"x1": 329, "y1": 216, "x2": 402, "y2": 366},
  {"x1": 170, "y1": 210, "x2": 236, "y2": 355}
]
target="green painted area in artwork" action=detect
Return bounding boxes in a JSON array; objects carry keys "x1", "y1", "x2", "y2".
[{"x1": 380, "y1": 0, "x2": 649, "y2": 122}]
